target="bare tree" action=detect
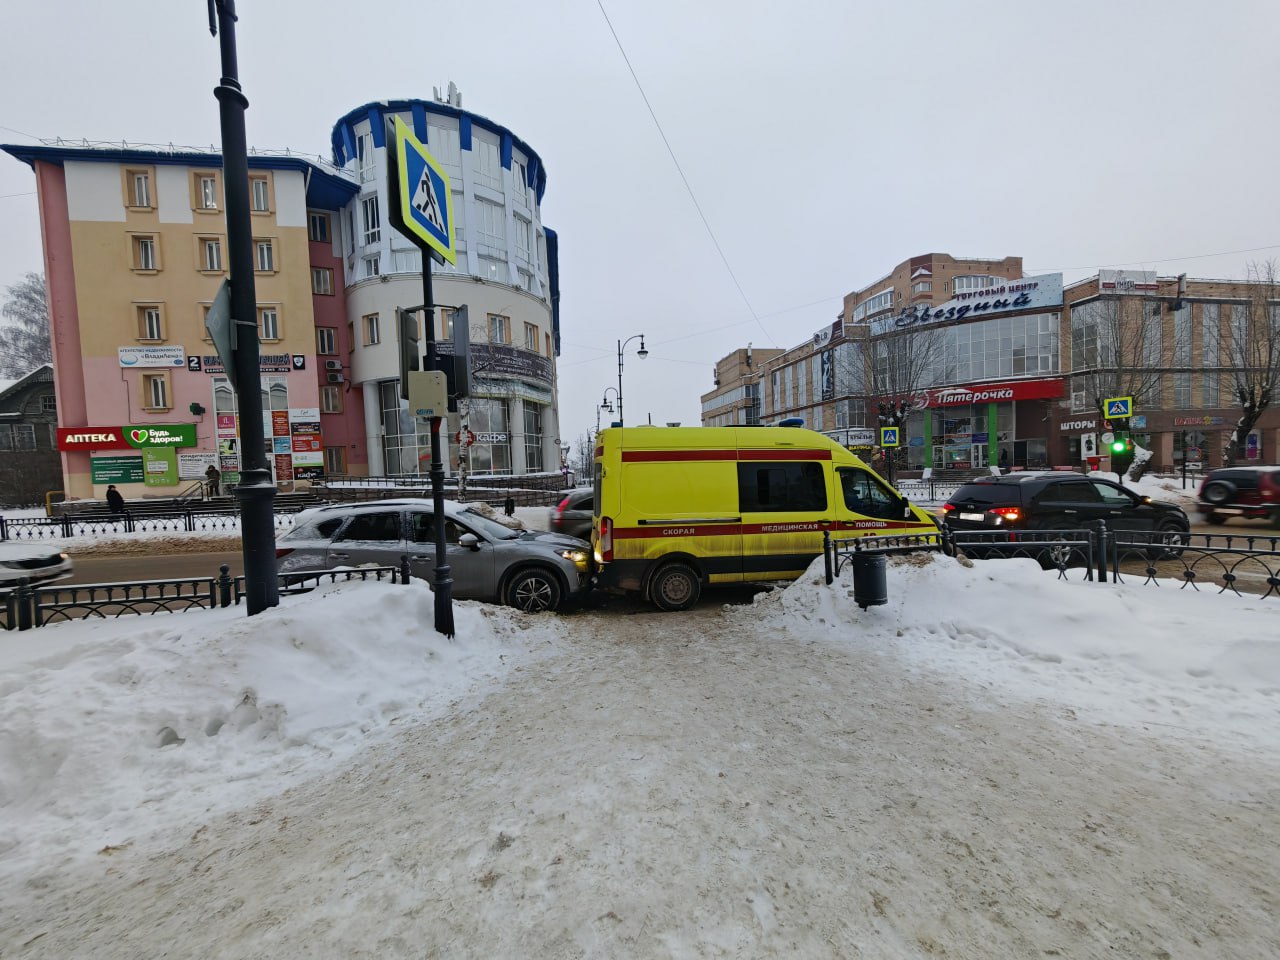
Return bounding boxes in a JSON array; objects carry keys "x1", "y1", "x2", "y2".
[
  {"x1": 1224, "y1": 260, "x2": 1280, "y2": 465},
  {"x1": 836, "y1": 319, "x2": 949, "y2": 480},
  {"x1": 1069, "y1": 294, "x2": 1164, "y2": 478},
  {"x1": 0, "y1": 272, "x2": 51, "y2": 378}
]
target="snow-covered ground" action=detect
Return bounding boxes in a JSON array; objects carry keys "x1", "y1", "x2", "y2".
[{"x1": 1, "y1": 532, "x2": 1277, "y2": 957}]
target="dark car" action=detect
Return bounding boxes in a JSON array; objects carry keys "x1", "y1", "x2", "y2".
[
  {"x1": 276, "y1": 498, "x2": 592, "y2": 613},
  {"x1": 942, "y1": 472, "x2": 1190, "y2": 561},
  {"x1": 549, "y1": 487, "x2": 594, "y2": 541},
  {"x1": 1195, "y1": 466, "x2": 1280, "y2": 526}
]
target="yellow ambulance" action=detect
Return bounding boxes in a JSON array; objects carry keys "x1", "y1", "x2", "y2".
[{"x1": 591, "y1": 425, "x2": 938, "y2": 610}]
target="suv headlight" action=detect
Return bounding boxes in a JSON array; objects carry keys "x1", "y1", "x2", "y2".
[{"x1": 558, "y1": 548, "x2": 590, "y2": 568}]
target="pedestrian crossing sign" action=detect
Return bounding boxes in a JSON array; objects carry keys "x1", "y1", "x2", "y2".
[
  {"x1": 880, "y1": 427, "x2": 900, "y2": 447},
  {"x1": 387, "y1": 116, "x2": 456, "y2": 265},
  {"x1": 1104, "y1": 396, "x2": 1133, "y2": 418}
]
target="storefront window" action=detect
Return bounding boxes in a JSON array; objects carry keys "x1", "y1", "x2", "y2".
[
  {"x1": 379, "y1": 380, "x2": 417, "y2": 475},
  {"x1": 523, "y1": 404, "x2": 543, "y2": 472},
  {"x1": 468, "y1": 398, "x2": 511, "y2": 475}
]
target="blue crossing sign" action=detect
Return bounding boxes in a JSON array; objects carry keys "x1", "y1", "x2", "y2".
[
  {"x1": 1104, "y1": 396, "x2": 1133, "y2": 418},
  {"x1": 880, "y1": 426, "x2": 900, "y2": 447},
  {"x1": 386, "y1": 116, "x2": 456, "y2": 265}
]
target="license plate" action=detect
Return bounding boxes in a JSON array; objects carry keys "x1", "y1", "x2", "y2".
[{"x1": 959, "y1": 512, "x2": 986, "y2": 522}]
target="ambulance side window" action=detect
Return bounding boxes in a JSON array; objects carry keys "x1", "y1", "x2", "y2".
[
  {"x1": 840, "y1": 469, "x2": 898, "y2": 519},
  {"x1": 737, "y1": 462, "x2": 827, "y2": 512}
]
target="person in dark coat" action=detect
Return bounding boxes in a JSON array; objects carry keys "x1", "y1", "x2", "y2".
[
  {"x1": 105, "y1": 484, "x2": 126, "y2": 514},
  {"x1": 205, "y1": 464, "x2": 222, "y2": 497}
]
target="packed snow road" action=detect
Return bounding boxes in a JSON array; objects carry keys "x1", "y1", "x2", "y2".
[{"x1": 3, "y1": 569, "x2": 1276, "y2": 959}]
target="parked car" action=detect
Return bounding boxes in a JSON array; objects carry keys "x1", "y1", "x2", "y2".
[
  {"x1": 942, "y1": 472, "x2": 1190, "y2": 561},
  {"x1": 0, "y1": 543, "x2": 73, "y2": 586},
  {"x1": 549, "y1": 487, "x2": 594, "y2": 541},
  {"x1": 276, "y1": 499, "x2": 592, "y2": 613},
  {"x1": 1195, "y1": 466, "x2": 1280, "y2": 526}
]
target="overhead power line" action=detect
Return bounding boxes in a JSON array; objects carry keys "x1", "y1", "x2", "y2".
[{"x1": 595, "y1": 1, "x2": 776, "y2": 348}]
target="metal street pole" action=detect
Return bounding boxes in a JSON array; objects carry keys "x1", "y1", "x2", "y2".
[
  {"x1": 208, "y1": 0, "x2": 277, "y2": 614},
  {"x1": 423, "y1": 268, "x2": 454, "y2": 636},
  {"x1": 616, "y1": 334, "x2": 647, "y2": 428}
]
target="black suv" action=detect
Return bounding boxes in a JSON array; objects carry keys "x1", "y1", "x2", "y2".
[
  {"x1": 943, "y1": 472, "x2": 1190, "y2": 557},
  {"x1": 1195, "y1": 466, "x2": 1280, "y2": 526}
]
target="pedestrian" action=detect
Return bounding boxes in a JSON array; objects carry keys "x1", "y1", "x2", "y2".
[
  {"x1": 205, "y1": 464, "x2": 222, "y2": 497},
  {"x1": 999, "y1": 448, "x2": 1010, "y2": 472},
  {"x1": 105, "y1": 484, "x2": 126, "y2": 515}
]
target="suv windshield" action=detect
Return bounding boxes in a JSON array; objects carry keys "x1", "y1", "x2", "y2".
[{"x1": 456, "y1": 508, "x2": 522, "y2": 541}]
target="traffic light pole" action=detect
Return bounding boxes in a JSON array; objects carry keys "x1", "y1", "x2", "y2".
[
  {"x1": 208, "y1": 0, "x2": 278, "y2": 615},
  {"x1": 422, "y1": 264, "x2": 454, "y2": 637}
]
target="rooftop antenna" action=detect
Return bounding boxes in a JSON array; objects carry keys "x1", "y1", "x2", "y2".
[{"x1": 746, "y1": 341, "x2": 753, "y2": 368}]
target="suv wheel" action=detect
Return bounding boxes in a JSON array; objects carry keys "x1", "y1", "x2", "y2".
[
  {"x1": 1149, "y1": 521, "x2": 1190, "y2": 560},
  {"x1": 1205, "y1": 511, "x2": 1227, "y2": 525},
  {"x1": 505, "y1": 567, "x2": 563, "y2": 613},
  {"x1": 1201, "y1": 479, "x2": 1236, "y2": 505}
]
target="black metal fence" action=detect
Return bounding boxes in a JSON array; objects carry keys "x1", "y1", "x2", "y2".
[
  {"x1": 824, "y1": 522, "x2": 1280, "y2": 601},
  {"x1": 2, "y1": 564, "x2": 408, "y2": 631}
]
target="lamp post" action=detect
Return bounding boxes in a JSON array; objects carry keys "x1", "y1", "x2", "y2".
[
  {"x1": 616, "y1": 334, "x2": 648, "y2": 427},
  {"x1": 600, "y1": 386, "x2": 620, "y2": 433}
]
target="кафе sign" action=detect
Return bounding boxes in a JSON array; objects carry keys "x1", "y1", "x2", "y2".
[{"x1": 57, "y1": 424, "x2": 197, "y2": 451}]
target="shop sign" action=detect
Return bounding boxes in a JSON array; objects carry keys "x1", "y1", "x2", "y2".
[
  {"x1": 177, "y1": 451, "x2": 218, "y2": 479},
  {"x1": 474, "y1": 432, "x2": 509, "y2": 444},
  {"x1": 118, "y1": 346, "x2": 186, "y2": 368},
  {"x1": 437, "y1": 342, "x2": 553, "y2": 385},
  {"x1": 1060, "y1": 419, "x2": 1097, "y2": 431},
  {"x1": 200, "y1": 354, "x2": 295, "y2": 374},
  {"x1": 143, "y1": 447, "x2": 179, "y2": 486},
  {"x1": 1099, "y1": 269, "x2": 1158, "y2": 294},
  {"x1": 872, "y1": 273, "x2": 1063, "y2": 335},
  {"x1": 90, "y1": 455, "x2": 145, "y2": 484},
  {"x1": 58, "y1": 424, "x2": 197, "y2": 451},
  {"x1": 911, "y1": 378, "x2": 1064, "y2": 409},
  {"x1": 812, "y1": 319, "x2": 842, "y2": 348},
  {"x1": 1173, "y1": 416, "x2": 1224, "y2": 426}
]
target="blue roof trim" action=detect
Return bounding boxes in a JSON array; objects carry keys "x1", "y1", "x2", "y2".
[
  {"x1": 500, "y1": 133, "x2": 512, "y2": 170},
  {"x1": 369, "y1": 106, "x2": 386, "y2": 148},
  {"x1": 0, "y1": 143, "x2": 360, "y2": 211},
  {"x1": 458, "y1": 115, "x2": 472, "y2": 151},
  {"x1": 545, "y1": 227, "x2": 561, "y2": 356},
  {"x1": 411, "y1": 103, "x2": 428, "y2": 142},
  {"x1": 329, "y1": 99, "x2": 548, "y2": 201},
  {"x1": 340, "y1": 125, "x2": 356, "y2": 167}
]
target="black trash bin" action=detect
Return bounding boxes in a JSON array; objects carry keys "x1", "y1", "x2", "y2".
[{"x1": 850, "y1": 552, "x2": 887, "y2": 610}]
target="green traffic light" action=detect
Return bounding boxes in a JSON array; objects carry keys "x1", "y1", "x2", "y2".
[{"x1": 1111, "y1": 440, "x2": 1126, "y2": 453}]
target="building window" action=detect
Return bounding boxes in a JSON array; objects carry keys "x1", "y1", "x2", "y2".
[
  {"x1": 364, "y1": 313, "x2": 381, "y2": 345},
  {"x1": 488, "y1": 313, "x2": 510, "y2": 343},
  {"x1": 201, "y1": 237, "x2": 222, "y2": 272},
  {"x1": 137, "y1": 305, "x2": 163, "y2": 341},
  {"x1": 320, "y1": 385, "x2": 343, "y2": 414},
  {"x1": 196, "y1": 174, "x2": 219, "y2": 210},
  {"x1": 524, "y1": 404, "x2": 544, "y2": 472},
  {"x1": 40, "y1": 395, "x2": 57, "y2": 414},
  {"x1": 524, "y1": 321, "x2": 539, "y2": 352},
  {"x1": 258, "y1": 307, "x2": 280, "y2": 341},
  {"x1": 362, "y1": 196, "x2": 380, "y2": 245},
  {"x1": 312, "y1": 267, "x2": 333, "y2": 296},
  {"x1": 11, "y1": 424, "x2": 36, "y2": 451},
  {"x1": 511, "y1": 159, "x2": 528, "y2": 206},
  {"x1": 363, "y1": 255, "x2": 380, "y2": 278},
  {"x1": 357, "y1": 131, "x2": 375, "y2": 181},
  {"x1": 254, "y1": 239, "x2": 275, "y2": 272},
  {"x1": 473, "y1": 136, "x2": 503, "y2": 191},
  {"x1": 143, "y1": 374, "x2": 169, "y2": 409},
  {"x1": 347, "y1": 319, "x2": 356, "y2": 354},
  {"x1": 308, "y1": 212, "x2": 330, "y2": 243},
  {"x1": 345, "y1": 207, "x2": 356, "y2": 256},
  {"x1": 324, "y1": 446, "x2": 346, "y2": 474},
  {"x1": 250, "y1": 177, "x2": 270, "y2": 212},
  {"x1": 953, "y1": 275, "x2": 999, "y2": 293},
  {"x1": 475, "y1": 199, "x2": 505, "y2": 253},
  {"x1": 478, "y1": 256, "x2": 508, "y2": 284},
  {"x1": 912, "y1": 280, "x2": 932, "y2": 295},
  {"x1": 132, "y1": 235, "x2": 158, "y2": 271},
  {"x1": 1203, "y1": 304, "x2": 1221, "y2": 406},
  {"x1": 426, "y1": 123, "x2": 461, "y2": 170},
  {"x1": 1173, "y1": 373, "x2": 1192, "y2": 409},
  {"x1": 127, "y1": 169, "x2": 151, "y2": 208},
  {"x1": 438, "y1": 306, "x2": 455, "y2": 340},
  {"x1": 852, "y1": 289, "x2": 893, "y2": 321},
  {"x1": 317, "y1": 327, "x2": 337, "y2": 355},
  {"x1": 513, "y1": 216, "x2": 532, "y2": 263}
]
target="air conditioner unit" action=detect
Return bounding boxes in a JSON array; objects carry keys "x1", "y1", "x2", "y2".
[
  {"x1": 326, "y1": 372, "x2": 345, "y2": 384},
  {"x1": 324, "y1": 359, "x2": 343, "y2": 371}
]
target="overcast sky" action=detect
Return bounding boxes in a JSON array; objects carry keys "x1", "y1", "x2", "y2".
[{"x1": 3, "y1": 1, "x2": 1278, "y2": 445}]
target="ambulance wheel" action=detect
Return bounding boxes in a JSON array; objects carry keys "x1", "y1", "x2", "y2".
[{"x1": 649, "y1": 563, "x2": 701, "y2": 612}]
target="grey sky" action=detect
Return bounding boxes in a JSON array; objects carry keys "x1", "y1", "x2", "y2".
[{"x1": 2, "y1": 1, "x2": 1277, "y2": 447}]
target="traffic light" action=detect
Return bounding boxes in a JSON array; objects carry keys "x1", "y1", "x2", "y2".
[{"x1": 1110, "y1": 432, "x2": 1133, "y2": 454}]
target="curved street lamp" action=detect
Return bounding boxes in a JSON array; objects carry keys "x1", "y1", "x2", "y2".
[
  {"x1": 598, "y1": 386, "x2": 620, "y2": 432},
  {"x1": 616, "y1": 334, "x2": 648, "y2": 427}
]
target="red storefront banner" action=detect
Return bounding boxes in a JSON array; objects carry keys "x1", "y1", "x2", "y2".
[
  {"x1": 57, "y1": 426, "x2": 129, "y2": 450},
  {"x1": 915, "y1": 378, "x2": 1064, "y2": 408}
]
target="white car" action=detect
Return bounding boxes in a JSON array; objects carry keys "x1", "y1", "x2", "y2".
[{"x1": 0, "y1": 542, "x2": 73, "y2": 586}]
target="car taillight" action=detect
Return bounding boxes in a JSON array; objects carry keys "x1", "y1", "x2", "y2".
[
  {"x1": 599, "y1": 516, "x2": 613, "y2": 562},
  {"x1": 941, "y1": 503, "x2": 955, "y2": 514},
  {"x1": 555, "y1": 496, "x2": 570, "y2": 517},
  {"x1": 275, "y1": 548, "x2": 294, "y2": 558},
  {"x1": 990, "y1": 506, "x2": 1022, "y2": 522}
]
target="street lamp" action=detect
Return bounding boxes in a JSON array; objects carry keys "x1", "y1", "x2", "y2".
[
  {"x1": 616, "y1": 334, "x2": 648, "y2": 427},
  {"x1": 599, "y1": 387, "x2": 620, "y2": 432}
]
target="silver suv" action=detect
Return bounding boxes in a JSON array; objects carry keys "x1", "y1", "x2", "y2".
[{"x1": 276, "y1": 498, "x2": 592, "y2": 613}]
